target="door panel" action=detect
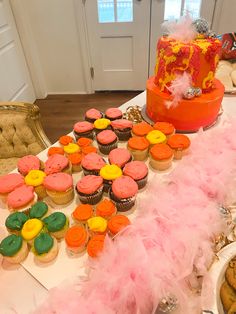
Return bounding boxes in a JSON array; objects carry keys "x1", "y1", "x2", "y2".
[{"x1": 0, "y1": 0, "x2": 35, "y2": 102}]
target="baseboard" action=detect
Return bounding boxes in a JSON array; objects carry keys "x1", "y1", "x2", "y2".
[{"x1": 47, "y1": 91, "x2": 91, "y2": 95}]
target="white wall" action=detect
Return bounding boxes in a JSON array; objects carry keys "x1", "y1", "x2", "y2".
[{"x1": 13, "y1": 0, "x2": 87, "y2": 95}]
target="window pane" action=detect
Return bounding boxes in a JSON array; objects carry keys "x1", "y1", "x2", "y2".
[
  {"x1": 117, "y1": 0, "x2": 133, "y2": 22},
  {"x1": 97, "y1": 0, "x2": 115, "y2": 23},
  {"x1": 184, "y1": 0, "x2": 202, "y2": 19},
  {"x1": 164, "y1": 0, "x2": 182, "y2": 20}
]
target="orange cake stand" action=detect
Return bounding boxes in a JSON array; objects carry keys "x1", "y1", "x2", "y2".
[{"x1": 146, "y1": 76, "x2": 225, "y2": 132}]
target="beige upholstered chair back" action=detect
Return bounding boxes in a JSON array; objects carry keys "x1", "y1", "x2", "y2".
[{"x1": 0, "y1": 102, "x2": 51, "y2": 175}]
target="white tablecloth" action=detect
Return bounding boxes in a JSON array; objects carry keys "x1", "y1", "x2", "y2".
[{"x1": 0, "y1": 91, "x2": 235, "y2": 314}]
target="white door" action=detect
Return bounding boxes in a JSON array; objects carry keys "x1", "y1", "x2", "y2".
[
  {"x1": 149, "y1": 0, "x2": 217, "y2": 76},
  {"x1": 85, "y1": 0, "x2": 151, "y2": 91},
  {"x1": 0, "y1": 0, "x2": 35, "y2": 102}
]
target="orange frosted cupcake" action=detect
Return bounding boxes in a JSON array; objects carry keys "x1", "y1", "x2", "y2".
[
  {"x1": 48, "y1": 147, "x2": 64, "y2": 156},
  {"x1": 68, "y1": 153, "x2": 82, "y2": 172},
  {"x1": 167, "y1": 134, "x2": 191, "y2": 160},
  {"x1": 72, "y1": 204, "x2": 93, "y2": 225},
  {"x1": 108, "y1": 215, "x2": 131, "y2": 237},
  {"x1": 87, "y1": 234, "x2": 106, "y2": 258},
  {"x1": 153, "y1": 122, "x2": 175, "y2": 138},
  {"x1": 81, "y1": 146, "x2": 97, "y2": 156},
  {"x1": 65, "y1": 225, "x2": 88, "y2": 254},
  {"x1": 77, "y1": 137, "x2": 93, "y2": 147},
  {"x1": 132, "y1": 121, "x2": 153, "y2": 137},
  {"x1": 96, "y1": 199, "x2": 116, "y2": 219},
  {"x1": 149, "y1": 143, "x2": 174, "y2": 171},
  {"x1": 127, "y1": 137, "x2": 150, "y2": 161},
  {"x1": 59, "y1": 135, "x2": 74, "y2": 146}
]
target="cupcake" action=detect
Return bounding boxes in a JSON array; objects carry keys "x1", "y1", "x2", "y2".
[
  {"x1": 63, "y1": 143, "x2": 80, "y2": 156},
  {"x1": 47, "y1": 147, "x2": 64, "y2": 156},
  {"x1": 123, "y1": 161, "x2": 148, "y2": 189},
  {"x1": 81, "y1": 152, "x2": 106, "y2": 176},
  {"x1": 96, "y1": 199, "x2": 116, "y2": 220},
  {"x1": 87, "y1": 216, "x2": 107, "y2": 236},
  {"x1": 99, "y1": 164, "x2": 122, "y2": 192},
  {"x1": 5, "y1": 212, "x2": 29, "y2": 235},
  {"x1": 77, "y1": 137, "x2": 93, "y2": 148},
  {"x1": 85, "y1": 108, "x2": 103, "y2": 123},
  {"x1": 43, "y1": 173, "x2": 74, "y2": 205},
  {"x1": 76, "y1": 175, "x2": 104, "y2": 205},
  {"x1": 45, "y1": 154, "x2": 72, "y2": 175},
  {"x1": 153, "y1": 122, "x2": 175, "y2": 139},
  {"x1": 7, "y1": 185, "x2": 37, "y2": 212},
  {"x1": 149, "y1": 143, "x2": 174, "y2": 171},
  {"x1": 81, "y1": 146, "x2": 98, "y2": 155},
  {"x1": 73, "y1": 121, "x2": 94, "y2": 140},
  {"x1": 132, "y1": 121, "x2": 153, "y2": 137},
  {"x1": 94, "y1": 118, "x2": 111, "y2": 134},
  {"x1": 72, "y1": 204, "x2": 93, "y2": 226},
  {"x1": 108, "y1": 215, "x2": 131, "y2": 237},
  {"x1": 87, "y1": 234, "x2": 105, "y2": 258},
  {"x1": 105, "y1": 108, "x2": 123, "y2": 121},
  {"x1": 67, "y1": 153, "x2": 83, "y2": 172},
  {"x1": 25, "y1": 170, "x2": 47, "y2": 199},
  {"x1": 17, "y1": 155, "x2": 43, "y2": 176},
  {"x1": 0, "y1": 173, "x2": 24, "y2": 202},
  {"x1": 0, "y1": 234, "x2": 28, "y2": 264},
  {"x1": 21, "y1": 218, "x2": 44, "y2": 245},
  {"x1": 96, "y1": 130, "x2": 118, "y2": 155},
  {"x1": 167, "y1": 134, "x2": 191, "y2": 160},
  {"x1": 43, "y1": 212, "x2": 69, "y2": 239},
  {"x1": 146, "y1": 130, "x2": 166, "y2": 147},
  {"x1": 127, "y1": 137, "x2": 150, "y2": 161},
  {"x1": 108, "y1": 148, "x2": 132, "y2": 168},
  {"x1": 110, "y1": 176, "x2": 138, "y2": 212},
  {"x1": 33, "y1": 233, "x2": 58, "y2": 263},
  {"x1": 65, "y1": 225, "x2": 88, "y2": 254},
  {"x1": 111, "y1": 119, "x2": 133, "y2": 141},
  {"x1": 59, "y1": 135, "x2": 74, "y2": 146},
  {"x1": 29, "y1": 201, "x2": 50, "y2": 220}
]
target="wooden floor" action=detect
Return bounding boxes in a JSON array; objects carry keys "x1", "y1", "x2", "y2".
[{"x1": 35, "y1": 91, "x2": 140, "y2": 143}]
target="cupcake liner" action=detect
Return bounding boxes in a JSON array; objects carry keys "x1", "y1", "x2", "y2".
[
  {"x1": 82, "y1": 167, "x2": 100, "y2": 176},
  {"x1": 94, "y1": 126, "x2": 112, "y2": 135},
  {"x1": 77, "y1": 187, "x2": 103, "y2": 205},
  {"x1": 62, "y1": 162, "x2": 72, "y2": 175},
  {"x1": 136, "y1": 175, "x2": 148, "y2": 189},
  {"x1": 4, "y1": 240, "x2": 28, "y2": 264},
  {"x1": 98, "y1": 140, "x2": 118, "y2": 155},
  {"x1": 103, "y1": 180, "x2": 112, "y2": 193},
  {"x1": 73, "y1": 130, "x2": 94, "y2": 140},
  {"x1": 105, "y1": 114, "x2": 123, "y2": 121},
  {"x1": 128, "y1": 148, "x2": 149, "y2": 161},
  {"x1": 35, "y1": 237, "x2": 59, "y2": 263},
  {"x1": 35, "y1": 185, "x2": 48, "y2": 199},
  {"x1": 71, "y1": 164, "x2": 82, "y2": 173},
  {"x1": 113, "y1": 128, "x2": 132, "y2": 141},
  {"x1": 149, "y1": 156, "x2": 173, "y2": 171},
  {"x1": 85, "y1": 112, "x2": 103, "y2": 124},
  {"x1": 109, "y1": 190, "x2": 135, "y2": 212},
  {"x1": 46, "y1": 188, "x2": 74, "y2": 205}
]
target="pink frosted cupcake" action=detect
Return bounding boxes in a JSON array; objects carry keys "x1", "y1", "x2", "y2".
[
  {"x1": 111, "y1": 119, "x2": 133, "y2": 141},
  {"x1": 109, "y1": 176, "x2": 138, "y2": 212},
  {"x1": 76, "y1": 175, "x2": 104, "y2": 205},
  {"x1": 123, "y1": 161, "x2": 148, "y2": 189},
  {"x1": 17, "y1": 155, "x2": 43, "y2": 176},
  {"x1": 45, "y1": 154, "x2": 71, "y2": 175},
  {"x1": 108, "y1": 148, "x2": 132, "y2": 168},
  {"x1": 43, "y1": 173, "x2": 74, "y2": 205},
  {"x1": 81, "y1": 153, "x2": 106, "y2": 176},
  {"x1": 0, "y1": 173, "x2": 24, "y2": 202},
  {"x1": 105, "y1": 108, "x2": 123, "y2": 121},
  {"x1": 73, "y1": 121, "x2": 94, "y2": 140},
  {"x1": 85, "y1": 108, "x2": 103, "y2": 123},
  {"x1": 7, "y1": 185, "x2": 37, "y2": 212},
  {"x1": 96, "y1": 130, "x2": 118, "y2": 155}
]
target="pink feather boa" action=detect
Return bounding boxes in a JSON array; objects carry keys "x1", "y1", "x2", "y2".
[{"x1": 34, "y1": 120, "x2": 236, "y2": 314}]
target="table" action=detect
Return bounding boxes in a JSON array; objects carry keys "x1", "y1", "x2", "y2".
[{"x1": 0, "y1": 91, "x2": 236, "y2": 314}]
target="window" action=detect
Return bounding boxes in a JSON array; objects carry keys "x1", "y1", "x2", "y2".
[
  {"x1": 164, "y1": 0, "x2": 202, "y2": 20},
  {"x1": 97, "y1": 0, "x2": 133, "y2": 23}
]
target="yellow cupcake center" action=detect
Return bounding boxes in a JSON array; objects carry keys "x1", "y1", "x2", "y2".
[
  {"x1": 94, "y1": 118, "x2": 111, "y2": 129},
  {"x1": 87, "y1": 217, "x2": 107, "y2": 233},
  {"x1": 63, "y1": 143, "x2": 80, "y2": 154},
  {"x1": 100, "y1": 164, "x2": 122, "y2": 180},
  {"x1": 21, "y1": 219, "x2": 43, "y2": 240},
  {"x1": 25, "y1": 170, "x2": 46, "y2": 187},
  {"x1": 146, "y1": 130, "x2": 166, "y2": 145}
]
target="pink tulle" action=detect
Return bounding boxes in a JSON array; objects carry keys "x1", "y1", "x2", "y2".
[
  {"x1": 166, "y1": 72, "x2": 192, "y2": 108},
  {"x1": 34, "y1": 119, "x2": 236, "y2": 314},
  {"x1": 162, "y1": 13, "x2": 197, "y2": 43}
]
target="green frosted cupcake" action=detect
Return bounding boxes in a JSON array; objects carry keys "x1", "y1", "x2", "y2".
[
  {"x1": 43, "y1": 212, "x2": 69, "y2": 239},
  {"x1": 0, "y1": 234, "x2": 28, "y2": 264},
  {"x1": 33, "y1": 233, "x2": 58, "y2": 263},
  {"x1": 5, "y1": 212, "x2": 29, "y2": 235},
  {"x1": 29, "y1": 201, "x2": 50, "y2": 219}
]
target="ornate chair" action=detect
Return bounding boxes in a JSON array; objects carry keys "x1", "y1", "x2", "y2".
[{"x1": 0, "y1": 102, "x2": 51, "y2": 175}]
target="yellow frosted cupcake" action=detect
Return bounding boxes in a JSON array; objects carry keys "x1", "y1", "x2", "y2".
[
  {"x1": 146, "y1": 130, "x2": 166, "y2": 147},
  {"x1": 94, "y1": 118, "x2": 111, "y2": 134},
  {"x1": 21, "y1": 218, "x2": 44, "y2": 245},
  {"x1": 100, "y1": 164, "x2": 122, "y2": 192},
  {"x1": 25, "y1": 170, "x2": 47, "y2": 199},
  {"x1": 87, "y1": 216, "x2": 107, "y2": 236},
  {"x1": 63, "y1": 143, "x2": 80, "y2": 156}
]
